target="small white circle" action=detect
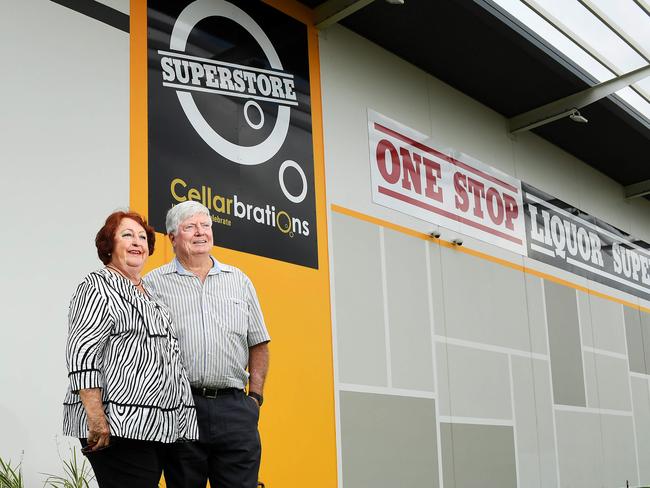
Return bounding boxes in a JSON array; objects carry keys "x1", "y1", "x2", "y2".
[
  {"x1": 279, "y1": 160, "x2": 308, "y2": 203},
  {"x1": 244, "y1": 101, "x2": 264, "y2": 130}
]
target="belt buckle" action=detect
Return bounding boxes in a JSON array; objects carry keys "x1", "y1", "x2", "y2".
[{"x1": 203, "y1": 387, "x2": 218, "y2": 399}]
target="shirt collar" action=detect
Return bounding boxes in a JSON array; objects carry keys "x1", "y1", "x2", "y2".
[{"x1": 170, "y1": 256, "x2": 228, "y2": 276}]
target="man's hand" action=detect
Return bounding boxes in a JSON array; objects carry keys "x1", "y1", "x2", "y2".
[
  {"x1": 247, "y1": 390, "x2": 263, "y2": 408},
  {"x1": 248, "y1": 342, "x2": 269, "y2": 407}
]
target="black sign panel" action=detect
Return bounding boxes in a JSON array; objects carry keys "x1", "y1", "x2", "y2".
[
  {"x1": 147, "y1": 0, "x2": 317, "y2": 268},
  {"x1": 523, "y1": 183, "x2": 650, "y2": 300}
]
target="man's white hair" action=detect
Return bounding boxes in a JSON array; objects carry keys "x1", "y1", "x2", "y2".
[{"x1": 165, "y1": 201, "x2": 210, "y2": 236}]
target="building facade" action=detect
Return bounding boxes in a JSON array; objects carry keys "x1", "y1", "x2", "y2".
[{"x1": 1, "y1": 1, "x2": 649, "y2": 487}]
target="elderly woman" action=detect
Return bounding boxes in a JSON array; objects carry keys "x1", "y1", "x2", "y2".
[{"x1": 63, "y1": 211, "x2": 198, "y2": 488}]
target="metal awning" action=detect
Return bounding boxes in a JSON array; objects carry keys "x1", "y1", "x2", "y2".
[{"x1": 300, "y1": 0, "x2": 650, "y2": 200}]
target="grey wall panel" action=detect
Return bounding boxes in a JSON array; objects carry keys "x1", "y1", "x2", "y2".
[
  {"x1": 643, "y1": 311, "x2": 650, "y2": 376},
  {"x1": 583, "y1": 350, "x2": 600, "y2": 409},
  {"x1": 525, "y1": 274, "x2": 548, "y2": 355},
  {"x1": 530, "y1": 359, "x2": 560, "y2": 488},
  {"x1": 339, "y1": 391, "x2": 439, "y2": 488},
  {"x1": 384, "y1": 229, "x2": 434, "y2": 391},
  {"x1": 511, "y1": 356, "x2": 542, "y2": 488},
  {"x1": 332, "y1": 213, "x2": 387, "y2": 386},
  {"x1": 584, "y1": 352, "x2": 632, "y2": 411},
  {"x1": 427, "y1": 243, "x2": 446, "y2": 337},
  {"x1": 439, "y1": 247, "x2": 536, "y2": 353},
  {"x1": 600, "y1": 415, "x2": 638, "y2": 487},
  {"x1": 587, "y1": 293, "x2": 626, "y2": 354},
  {"x1": 440, "y1": 423, "x2": 517, "y2": 488},
  {"x1": 631, "y1": 376, "x2": 650, "y2": 484},
  {"x1": 625, "y1": 307, "x2": 646, "y2": 374},
  {"x1": 436, "y1": 343, "x2": 511, "y2": 419},
  {"x1": 577, "y1": 292, "x2": 594, "y2": 348},
  {"x1": 544, "y1": 280, "x2": 586, "y2": 407},
  {"x1": 555, "y1": 411, "x2": 605, "y2": 487},
  {"x1": 511, "y1": 356, "x2": 558, "y2": 488}
]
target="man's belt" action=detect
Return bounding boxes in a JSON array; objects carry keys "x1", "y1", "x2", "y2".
[{"x1": 191, "y1": 386, "x2": 241, "y2": 399}]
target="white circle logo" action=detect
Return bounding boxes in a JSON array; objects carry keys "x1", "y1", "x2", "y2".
[
  {"x1": 170, "y1": 0, "x2": 290, "y2": 165},
  {"x1": 278, "y1": 160, "x2": 308, "y2": 203},
  {"x1": 244, "y1": 101, "x2": 265, "y2": 130}
]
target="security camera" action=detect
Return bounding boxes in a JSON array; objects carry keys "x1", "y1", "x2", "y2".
[
  {"x1": 452, "y1": 238, "x2": 463, "y2": 246},
  {"x1": 569, "y1": 108, "x2": 588, "y2": 124},
  {"x1": 430, "y1": 231, "x2": 441, "y2": 239}
]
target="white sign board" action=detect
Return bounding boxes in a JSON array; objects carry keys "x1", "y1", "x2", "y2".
[{"x1": 368, "y1": 110, "x2": 527, "y2": 254}]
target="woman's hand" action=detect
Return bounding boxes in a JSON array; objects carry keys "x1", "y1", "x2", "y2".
[
  {"x1": 86, "y1": 410, "x2": 110, "y2": 449},
  {"x1": 79, "y1": 388, "x2": 110, "y2": 450}
]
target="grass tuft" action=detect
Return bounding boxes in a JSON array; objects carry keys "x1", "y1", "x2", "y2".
[
  {"x1": 43, "y1": 447, "x2": 94, "y2": 488},
  {"x1": 0, "y1": 456, "x2": 24, "y2": 488}
]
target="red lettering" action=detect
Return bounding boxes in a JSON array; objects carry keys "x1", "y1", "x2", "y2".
[
  {"x1": 454, "y1": 172, "x2": 469, "y2": 211},
  {"x1": 422, "y1": 157, "x2": 443, "y2": 202},
  {"x1": 486, "y1": 187, "x2": 504, "y2": 225},
  {"x1": 467, "y1": 177, "x2": 485, "y2": 219},
  {"x1": 376, "y1": 139, "x2": 400, "y2": 184},
  {"x1": 400, "y1": 147, "x2": 422, "y2": 194},
  {"x1": 503, "y1": 194, "x2": 518, "y2": 231}
]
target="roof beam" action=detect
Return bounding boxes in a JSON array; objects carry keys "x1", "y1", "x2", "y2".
[
  {"x1": 315, "y1": 0, "x2": 376, "y2": 30},
  {"x1": 625, "y1": 179, "x2": 650, "y2": 199},
  {"x1": 509, "y1": 64, "x2": 650, "y2": 133}
]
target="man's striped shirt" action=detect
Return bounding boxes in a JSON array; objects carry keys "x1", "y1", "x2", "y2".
[{"x1": 144, "y1": 257, "x2": 270, "y2": 390}]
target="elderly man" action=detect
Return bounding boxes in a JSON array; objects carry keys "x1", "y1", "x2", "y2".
[{"x1": 145, "y1": 201, "x2": 270, "y2": 488}]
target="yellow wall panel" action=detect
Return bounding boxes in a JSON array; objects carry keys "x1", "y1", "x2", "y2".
[{"x1": 130, "y1": 1, "x2": 337, "y2": 486}]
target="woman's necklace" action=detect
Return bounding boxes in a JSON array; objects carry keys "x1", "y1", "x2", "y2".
[{"x1": 106, "y1": 264, "x2": 142, "y2": 287}]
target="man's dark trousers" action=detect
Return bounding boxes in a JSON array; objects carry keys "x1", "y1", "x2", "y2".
[{"x1": 163, "y1": 389, "x2": 261, "y2": 488}]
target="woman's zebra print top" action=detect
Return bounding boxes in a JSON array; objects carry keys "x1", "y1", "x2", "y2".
[{"x1": 63, "y1": 268, "x2": 198, "y2": 443}]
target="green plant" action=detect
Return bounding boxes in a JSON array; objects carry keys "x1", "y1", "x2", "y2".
[
  {"x1": 43, "y1": 448, "x2": 94, "y2": 488},
  {"x1": 0, "y1": 456, "x2": 24, "y2": 488}
]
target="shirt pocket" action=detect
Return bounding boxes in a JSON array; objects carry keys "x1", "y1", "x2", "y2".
[{"x1": 210, "y1": 297, "x2": 249, "y2": 336}]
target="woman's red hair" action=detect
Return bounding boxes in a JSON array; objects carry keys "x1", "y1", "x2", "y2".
[{"x1": 95, "y1": 211, "x2": 156, "y2": 265}]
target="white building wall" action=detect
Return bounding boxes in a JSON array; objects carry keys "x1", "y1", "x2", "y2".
[
  {"x1": 321, "y1": 25, "x2": 650, "y2": 488},
  {"x1": 0, "y1": 0, "x2": 129, "y2": 484}
]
